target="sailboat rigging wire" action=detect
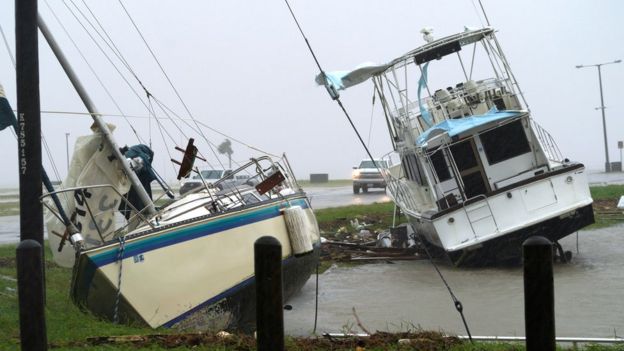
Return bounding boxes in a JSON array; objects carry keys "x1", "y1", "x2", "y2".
[
  {"x1": 61, "y1": 0, "x2": 221, "y2": 173},
  {"x1": 0, "y1": 23, "x2": 16, "y2": 68},
  {"x1": 46, "y1": 0, "x2": 144, "y2": 144},
  {"x1": 78, "y1": 0, "x2": 144, "y2": 87},
  {"x1": 284, "y1": 1, "x2": 474, "y2": 340},
  {"x1": 150, "y1": 96, "x2": 222, "y2": 171},
  {"x1": 150, "y1": 99, "x2": 178, "y2": 177},
  {"x1": 154, "y1": 99, "x2": 281, "y2": 159},
  {"x1": 116, "y1": 0, "x2": 227, "y2": 171}
]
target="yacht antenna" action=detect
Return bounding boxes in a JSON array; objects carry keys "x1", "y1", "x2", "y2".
[
  {"x1": 478, "y1": 0, "x2": 492, "y2": 26},
  {"x1": 37, "y1": 15, "x2": 156, "y2": 216}
]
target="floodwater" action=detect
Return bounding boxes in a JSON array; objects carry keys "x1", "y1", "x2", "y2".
[{"x1": 284, "y1": 227, "x2": 624, "y2": 337}]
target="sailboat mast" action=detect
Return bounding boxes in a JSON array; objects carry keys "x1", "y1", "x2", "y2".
[{"x1": 37, "y1": 15, "x2": 156, "y2": 216}]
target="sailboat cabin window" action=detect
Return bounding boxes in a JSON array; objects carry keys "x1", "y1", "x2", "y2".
[
  {"x1": 429, "y1": 150, "x2": 451, "y2": 182},
  {"x1": 480, "y1": 119, "x2": 531, "y2": 165}
]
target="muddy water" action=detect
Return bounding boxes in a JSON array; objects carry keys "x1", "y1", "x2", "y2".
[{"x1": 284, "y1": 226, "x2": 624, "y2": 337}]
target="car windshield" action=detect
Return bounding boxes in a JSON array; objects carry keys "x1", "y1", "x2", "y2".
[
  {"x1": 193, "y1": 170, "x2": 223, "y2": 180},
  {"x1": 359, "y1": 160, "x2": 387, "y2": 169}
]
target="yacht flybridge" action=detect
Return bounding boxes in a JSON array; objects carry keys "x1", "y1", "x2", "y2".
[{"x1": 318, "y1": 27, "x2": 594, "y2": 265}]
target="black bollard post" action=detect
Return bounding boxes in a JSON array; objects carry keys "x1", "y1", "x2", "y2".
[
  {"x1": 523, "y1": 236, "x2": 555, "y2": 351},
  {"x1": 254, "y1": 236, "x2": 284, "y2": 351},
  {"x1": 17, "y1": 240, "x2": 47, "y2": 350}
]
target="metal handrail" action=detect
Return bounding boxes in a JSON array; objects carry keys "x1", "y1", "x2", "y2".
[{"x1": 530, "y1": 119, "x2": 563, "y2": 162}]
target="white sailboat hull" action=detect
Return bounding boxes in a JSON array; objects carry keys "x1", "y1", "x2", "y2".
[{"x1": 71, "y1": 195, "x2": 319, "y2": 330}]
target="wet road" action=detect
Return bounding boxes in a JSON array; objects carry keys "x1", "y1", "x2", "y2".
[
  {"x1": 304, "y1": 186, "x2": 390, "y2": 210},
  {"x1": 284, "y1": 226, "x2": 624, "y2": 337}
]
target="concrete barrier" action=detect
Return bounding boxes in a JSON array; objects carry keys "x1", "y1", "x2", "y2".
[{"x1": 309, "y1": 174, "x2": 329, "y2": 183}]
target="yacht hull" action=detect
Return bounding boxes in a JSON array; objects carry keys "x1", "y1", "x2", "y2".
[
  {"x1": 406, "y1": 167, "x2": 595, "y2": 266},
  {"x1": 443, "y1": 204, "x2": 593, "y2": 266}
]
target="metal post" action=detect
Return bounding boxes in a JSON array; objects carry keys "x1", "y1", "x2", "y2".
[
  {"x1": 576, "y1": 60, "x2": 621, "y2": 173},
  {"x1": 523, "y1": 236, "x2": 555, "y2": 351},
  {"x1": 16, "y1": 0, "x2": 43, "y2": 246},
  {"x1": 597, "y1": 65, "x2": 610, "y2": 172},
  {"x1": 17, "y1": 240, "x2": 48, "y2": 350},
  {"x1": 254, "y1": 236, "x2": 284, "y2": 351}
]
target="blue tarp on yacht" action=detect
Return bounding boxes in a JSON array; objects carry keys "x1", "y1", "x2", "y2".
[{"x1": 416, "y1": 109, "x2": 524, "y2": 147}]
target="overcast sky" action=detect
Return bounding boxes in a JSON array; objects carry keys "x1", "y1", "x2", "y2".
[{"x1": 0, "y1": 0, "x2": 623, "y2": 187}]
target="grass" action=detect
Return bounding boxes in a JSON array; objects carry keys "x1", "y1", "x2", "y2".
[
  {"x1": 588, "y1": 184, "x2": 624, "y2": 229},
  {"x1": 590, "y1": 184, "x2": 624, "y2": 201}
]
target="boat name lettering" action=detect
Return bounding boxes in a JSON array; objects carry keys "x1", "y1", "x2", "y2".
[{"x1": 133, "y1": 254, "x2": 144, "y2": 263}]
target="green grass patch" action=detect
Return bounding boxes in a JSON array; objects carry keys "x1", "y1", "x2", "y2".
[
  {"x1": 314, "y1": 202, "x2": 398, "y2": 236},
  {"x1": 590, "y1": 184, "x2": 624, "y2": 201}
]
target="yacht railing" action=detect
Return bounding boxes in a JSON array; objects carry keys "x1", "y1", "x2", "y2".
[{"x1": 530, "y1": 119, "x2": 563, "y2": 163}]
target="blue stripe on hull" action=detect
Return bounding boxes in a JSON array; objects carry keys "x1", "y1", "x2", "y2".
[{"x1": 90, "y1": 197, "x2": 308, "y2": 268}]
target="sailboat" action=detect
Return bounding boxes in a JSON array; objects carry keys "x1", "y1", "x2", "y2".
[
  {"x1": 317, "y1": 27, "x2": 593, "y2": 266},
  {"x1": 3, "y1": 9, "x2": 320, "y2": 331}
]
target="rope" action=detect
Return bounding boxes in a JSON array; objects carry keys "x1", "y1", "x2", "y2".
[
  {"x1": 283, "y1": 0, "x2": 473, "y2": 341},
  {"x1": 113, "y1": 236, "x2": 126, "y2": 324},
  {"x1": 416, "y1": 237, "x2": 473, "y2": 342},
  {"x1": 313, "y1": 262, "x2": 319, "y2": 334}
]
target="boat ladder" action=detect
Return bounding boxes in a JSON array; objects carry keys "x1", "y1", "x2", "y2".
[{"x1": 462, "y1": 194, "x2": 499, "y2": 238}]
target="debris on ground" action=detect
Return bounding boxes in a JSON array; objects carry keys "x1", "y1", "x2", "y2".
[
  {"x1": 55, "y1": 330, "x2": 462, "y2": 350},
  {"x1": 320, "y1": 215, "x2": 426, "y2": 263}
]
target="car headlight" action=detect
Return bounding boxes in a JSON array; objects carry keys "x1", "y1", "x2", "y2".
[{"x1": 352, "y1": 169, "x2": 361, "y2": 179}]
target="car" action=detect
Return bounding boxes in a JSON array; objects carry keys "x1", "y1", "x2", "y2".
[
  {"x1": 352, "y1": 159, "x2": 388, "y2": 194},
  {"x1": 179, "y1": 169, "x2": 231, "y2": 195}
]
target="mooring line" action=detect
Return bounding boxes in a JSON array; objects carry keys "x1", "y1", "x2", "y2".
[
  {"x1": 113, "y1": 236, "x2": 126, "y2": 324},
  {"x1": 283, "y1": 1, "x2": 473, "y2": 341}
]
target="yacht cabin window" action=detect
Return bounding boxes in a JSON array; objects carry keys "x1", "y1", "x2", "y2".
[
  {"x1": 402, "y1": 154, "x2": 427, "y2": 186},
  {"x1": 480, "y1": 119, "x2": 531, "y2": 165}
]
